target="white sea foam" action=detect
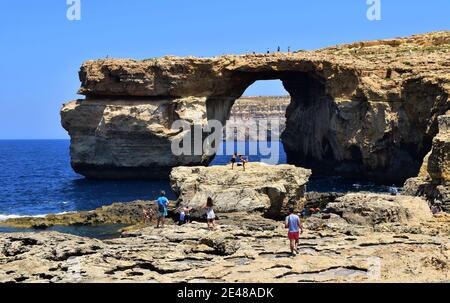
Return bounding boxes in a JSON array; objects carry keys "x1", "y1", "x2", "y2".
[
  {"x1": 0, "y1": 214, "x2": 46, "y2": 221},
  {"x1": 0, "y1": 212, "x2": 75, "y2": 222}
]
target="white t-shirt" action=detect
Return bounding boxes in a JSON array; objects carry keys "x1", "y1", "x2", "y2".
[{"x1": 206, "y1": 207, "x2": 215, "y2": 220}]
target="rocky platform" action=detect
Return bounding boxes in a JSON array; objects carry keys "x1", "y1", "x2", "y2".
[
  {"x1": 1, "y1": 194, "x2": 448, "y2": 283},
  {"x1": 170, "y1": 163, "x2": 311, "y2": 218},
  {"x1": 61, "y1": 31, "x2": 450, "y2": 184}
]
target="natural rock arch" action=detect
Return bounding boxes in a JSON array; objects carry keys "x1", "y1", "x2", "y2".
[{"x1": 61, "y1": 31, "x2": 450, "y2": 185}]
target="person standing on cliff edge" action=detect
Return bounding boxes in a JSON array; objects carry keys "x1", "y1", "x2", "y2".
[
  {"x1": 239, "y1": 155, "x2": 249, "y2": 171},
  {"x1": 156, "y1": 191, "x2": 169, "y2": 228},
  {"x1": 230, "y1": 153, "x2": 237, "y2": 170},
  {"x1": 285, "y1": 207, "x2": 303, "y2": 256}
]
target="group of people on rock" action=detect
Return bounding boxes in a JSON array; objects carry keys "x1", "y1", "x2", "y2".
[
  {"x1": 144, "y1": 190, "x2": 305, "y2": 256},
  {"x1": 230, "y1": 153, "x2": 249, "y2": 171},
  {"x1": 143, "y1": 191, "x2": 217, "y2": 231},
  {"x1": 143, "y1": 178, "x2": 447, "y2": 257}
]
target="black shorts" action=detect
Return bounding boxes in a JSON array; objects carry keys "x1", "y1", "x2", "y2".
[{"x1": 231, "y1": 158, "x2": 236, "y2": 163}]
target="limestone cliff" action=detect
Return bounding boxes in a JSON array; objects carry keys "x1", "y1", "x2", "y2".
[
  {"x1": 404, "y1": 112, "x2": 450, "y2": 210},
  {"x1": 225, "y1": 96, "x2": 289, "y2": 141},
  {"x1": 61, "y1": 31, "x2": 450, "y2": 183}
]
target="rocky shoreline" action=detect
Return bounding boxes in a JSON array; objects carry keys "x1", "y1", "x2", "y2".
[
  {"x1": 0, "y1": 200, "x2": 448, "y2": 283},
  {"x1": 6, "y1": 37, "x2": 450, "y2": 281},
  {"x1": 1, "y1": 163, "x2": 448, "y2": 283}
]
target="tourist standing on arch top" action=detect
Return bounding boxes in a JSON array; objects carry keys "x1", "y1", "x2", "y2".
[
  {"x1": 156, "y1": 191, "x2": 169, "y2": 228},
  {"x1": 285, "y1": 207, "x2": 303, "y2": 256}
]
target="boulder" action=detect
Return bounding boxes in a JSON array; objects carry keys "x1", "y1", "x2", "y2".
[
  {"x1": 326, "y1": 193, "x2": 433, "y2": 225},
  {"x1": 170, "y1": 163, "x2": 311, "y2": 218}
]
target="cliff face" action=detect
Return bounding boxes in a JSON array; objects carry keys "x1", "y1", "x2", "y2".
[
  {"x1": 225, "y1": 96, "x2": 289, "y2": 140},
  {"x1": 61, "y1": 31, "x2": 450, "y2": 183},
  {"x1": 404, "y1": 113, "x2": 450, "y2": 209}
]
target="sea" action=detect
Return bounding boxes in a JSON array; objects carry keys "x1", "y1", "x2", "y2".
[{"x1": 0, "y1": 140, "x2": 392, "y2": 238}]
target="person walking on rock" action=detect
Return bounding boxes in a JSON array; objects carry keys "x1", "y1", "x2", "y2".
[
  {"x1": 285, "y1": 207, "x2": 303, "y2": 256},
  {"x1": 204, "y1": 197, "x2": 216, "y2": 231},
  {"x1": 156, "y1": 191, "x2": 169, "y2": 228}
]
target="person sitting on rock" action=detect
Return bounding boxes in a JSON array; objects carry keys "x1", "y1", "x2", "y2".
[
  {"x1": 389, "y1": 184, "x2": 399, "y2": 196},
  {"x1": 300, "y1": 208, "x2": 308, "y2": 218},
  {"x1": 178, "y1": 208, "x2": 185, "y2": 225},
  {"x1": 142, "y1": 206, "x2": 153, "y2": 225},
  {"x1": 204, "y1": 197, "x2": 216, "y2": 231},
  {"x1": 311, "y1": 208, "x2": 321, "y2": 217},
  {"x1": 156, "y1": 191, "x2": 169, "y2": 228},
  {"x1": 431, "y1": 200, "x2": 443, "y2": 215},
  {"x1": 308, "y1": 208, "x2": 320, "y2": 217},
  {"x1": 285, "y1": 207, "x2": 303, "y2": 256},
  {"x1": 178, "y1": 206, "x2": 192, "y2": 225}
]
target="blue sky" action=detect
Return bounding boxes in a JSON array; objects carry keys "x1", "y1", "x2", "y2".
[{"x1": 0, "y1": 0, "x2": 448, "y2": 139}]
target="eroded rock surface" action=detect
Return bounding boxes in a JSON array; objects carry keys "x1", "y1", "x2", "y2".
[
  {"x1": 170, "y1": 163, "x2": 311, "y2": 218},
  {"x1": 1, "y1": 210, "x2": 448, "y2": 283},
  {"x1": 61, "y1": 32, "x2": 450, "y2": 183},
  {"x1": 404, "y1": 113, "x2": 450, "y2": 210},
  {"x1": 326, "y1": 193, "x2": 433, "y2": 226}
]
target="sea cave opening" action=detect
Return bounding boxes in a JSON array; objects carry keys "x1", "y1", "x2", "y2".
[{"x1": 205, "y1": 70, "x2": 404, "y2": 192}]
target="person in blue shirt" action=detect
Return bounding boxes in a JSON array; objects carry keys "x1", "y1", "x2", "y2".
[
  {"x1": 285, "y1": 207, "x2": 303, "y2": 256},
  {"x1": 156, "y1": 191, "x2": 169, "y2": 228},
  {"x1": 389, "y1": 184, "x2": 399, "y2": 196}
]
